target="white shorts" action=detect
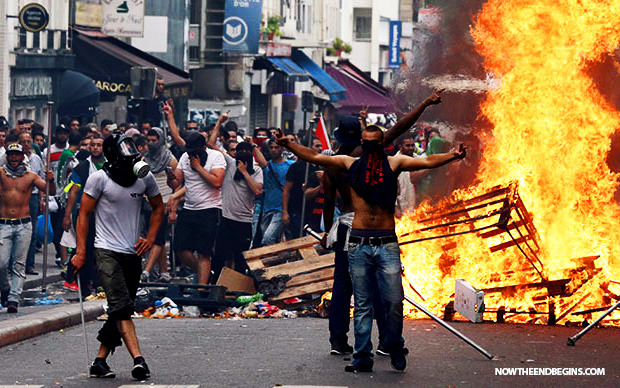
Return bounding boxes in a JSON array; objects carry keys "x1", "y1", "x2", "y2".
[{"x1": 60, "y1": 227, "x2": 76, "y2": 249}]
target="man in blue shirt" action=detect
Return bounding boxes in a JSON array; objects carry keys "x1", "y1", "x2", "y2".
[{"x1": 260, "y1": 139, "x2": 293, "y2": 246}]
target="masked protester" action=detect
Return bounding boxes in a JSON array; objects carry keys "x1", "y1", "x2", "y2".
[
  {"x1": 166, "y1": 131, "x2": 226, "y2": 285},
  {"x1": 0, "y1": 144, "x2": 55, "y2": 313},
  {"x1": 211, "y1": 141, "x2": 263, "y2": 283},
  {"x1": 274, "y1": 89, "x2": 464, "y2": 374},
  {"x1": 71, "y1": 134, "x2": 163, "y2": 380},
  {"x1": 140, "y1": 128, "x2": 178, "y2": 283}
]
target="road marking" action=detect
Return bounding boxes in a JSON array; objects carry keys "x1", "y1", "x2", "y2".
[
  {"x1": 0, "y1": 386, "x2": 45, "y2": 388},
  {"x1": 118, "y1": 386, "x2": 200, "y2": 388}
]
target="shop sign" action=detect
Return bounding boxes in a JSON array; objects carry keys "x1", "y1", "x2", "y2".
[
  {"x1": 13, "y1": 76, "x2": 52, "y2": 97},
  {"x1": 94, "y1": 80, "x2": 132, "y2": 94},
  {"x1": 19, "y1": 3, "x2": 49, "y2": 33},
  {"x1": 102, "y1": 0, "x2": 145, "y2": 37},
  {"x1": 266, "y1": 42, "x2": 291, "y2": 57}
]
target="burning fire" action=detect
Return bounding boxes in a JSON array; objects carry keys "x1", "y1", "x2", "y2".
[{"x1": 397, "y1": 0, "x2": 620, "y2": 325}]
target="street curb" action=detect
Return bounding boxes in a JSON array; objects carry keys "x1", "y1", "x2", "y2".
[
  {"x1": 0, "y1": 300, "x2": 106, "y2": 348},
  {"x1": 23, "y1": 274, "x2": 63, "y2": 290}
]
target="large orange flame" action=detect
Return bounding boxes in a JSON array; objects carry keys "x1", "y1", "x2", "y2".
[{"x1": 398, "y1": 0, "x2": 620, "y2": 324}]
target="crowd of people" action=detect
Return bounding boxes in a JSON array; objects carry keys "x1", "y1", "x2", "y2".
[{"x1": 0, "y1": 86, "x2": 465, "y2": 377}]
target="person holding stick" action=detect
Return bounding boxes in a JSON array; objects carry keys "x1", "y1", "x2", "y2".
[
  {"x1": 0, "y1": 144, "x2": 55, "y2": 313},
  {"x1": 71, "y1": 134, "x2": 163, "y2": 380},
  {"x1": 275, "y1": 120, "x2": 466, "y2": 373}
]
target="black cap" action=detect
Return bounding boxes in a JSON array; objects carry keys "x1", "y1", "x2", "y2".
[
  {"x1": 56, "y1": 124, "x2": 70, "y2": 133},
  {"x1": 0, "y1": 116, "x2": 9, "y2": 129},
  {"x1": 182, "y1": 131, "x2": 206, "y2": 153},
  {"x1": 235, "y1": 142, "x2": 253, "y2": 153},
  {"x1": 334, "y1": 115, "x2": 361, "y2": 147}
]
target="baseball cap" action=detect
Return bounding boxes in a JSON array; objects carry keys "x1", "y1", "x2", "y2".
[
  {"x1": 182, "y1": 131, "x2": 206, "y2": 153},
  {"x1": 6, "y1": 143, "x2": 24, "y2": 154}
]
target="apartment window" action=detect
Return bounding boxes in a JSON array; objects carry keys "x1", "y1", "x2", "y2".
[
  {"x1": 190, "y1": 0, "x2": 201, "y2": 24},
  {"x1": 13, "y1": 107, "x2": 36, "y2": 121},
  {"x1": 354, "y1": 8, "x2": 372, "y2": 41}
]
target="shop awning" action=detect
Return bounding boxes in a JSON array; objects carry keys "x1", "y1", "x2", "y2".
[
  {"x1": 72, "y1": 28, "x2": 191, "y2": 99},
  {"x1": 325, "y1": 60, "x2": 394, "y2": 113},
  {"x1": 57, "y1": 70, "x2": 100, "y2": 117},
  {"x1": 291, "y1": 50, "x2": 346, "y2": 102},
  {"x1": 264, "y1": 57, "x2": 309, "y2": 79}
]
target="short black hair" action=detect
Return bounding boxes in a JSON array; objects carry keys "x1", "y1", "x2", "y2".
[
  {"x1": 31, "y1": 122, "x2": 44, "y2": 134},
  {"x1": 224, "y1": 121, "x2": 238, "y2": 133},
  {"x1": 78, "y1": 126, "x2": 91, "y2": 138},
  {"x1": 146, "y1": 129, "x2": 160, "y2": 138},
  {"x1": 68, "y1": 131, "x2": 83, "y2": 146},
  {"x1": 5, "y1": 133, "x2": 19, "y2": 144},
  {"x1": 100, "y1": 119, "x2": 113, "y2": 129},
  {"x1": 134, "y1": 135, "x2": 147, "y2": 147},
  {"x1": 396, "y1": 132, "x2": 415, "y2": 146},
  {"x1": 363, "y1": 125, "x2": 385, "y2": 138}
]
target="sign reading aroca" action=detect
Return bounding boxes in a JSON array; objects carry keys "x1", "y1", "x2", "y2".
[
  {"x1": 19, "y1": 3, "x2": 49, "y2": 33},
  {"x1": 102, "y1": 0, "x2": 145, "y2": 37}
]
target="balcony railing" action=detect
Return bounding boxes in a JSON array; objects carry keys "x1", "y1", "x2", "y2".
[{"x1": 13, "y1": 27, "x2": 71, "y2": 53}]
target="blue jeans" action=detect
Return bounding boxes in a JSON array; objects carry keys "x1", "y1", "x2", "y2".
[
  {"x1": 329, "y1": 224, "x2": 387, "y2": 347},
  {"x1": 26, "y1": 193, "x2": 40, "y2": 271},
  {"x1": 348, "y1": 241, "x2": 405, "y2": 361},
  {"x1": 260, "y1": 210, "x2": 283, "y2": 246},
  {"x1": 0, "y1": 222, "x2": 33, "y2": 303}
]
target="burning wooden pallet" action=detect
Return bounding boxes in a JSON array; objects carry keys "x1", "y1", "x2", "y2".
[
  {"x1": 243, "y1": 235, "x2": 335, "y2": 304},
  {"x1": 398, "y1": 182, "x2": 601, "y2": 325},
  {"x1": 400, "y1": 182, "x2": 547, "y2": 280}
]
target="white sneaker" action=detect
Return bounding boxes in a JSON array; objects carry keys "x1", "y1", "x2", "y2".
[
  {"x1": 157, "y1": 272, "x2": 171, "y2": 283},
  {"x1": 140, "y1": 271, "x2": 149, "y2": 283}
]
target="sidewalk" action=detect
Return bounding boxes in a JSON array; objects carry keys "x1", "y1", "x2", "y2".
[{"x1": 0, "y1": 246, "x2": 105, "y2": 347}]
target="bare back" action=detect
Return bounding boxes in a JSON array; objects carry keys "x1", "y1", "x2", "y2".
[{"x1": 0, "y1": 170, "x2": 38, "y2": 218}]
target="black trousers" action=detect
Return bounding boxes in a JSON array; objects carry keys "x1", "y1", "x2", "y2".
[
  {"x1": 95, "y1": 248, "x2": 141, "y2": 352},
  {"x1": 212, "y1": 217, "x2": 252, "y2": 282}
]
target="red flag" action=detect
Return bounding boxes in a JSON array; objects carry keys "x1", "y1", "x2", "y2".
[{"x1": 315, "y1": 114, "x2": 331, "y2": 151}]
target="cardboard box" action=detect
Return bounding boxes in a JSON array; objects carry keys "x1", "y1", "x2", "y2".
[{"x1": 216, "y1": 267, "x2": 256, "y2": 294}]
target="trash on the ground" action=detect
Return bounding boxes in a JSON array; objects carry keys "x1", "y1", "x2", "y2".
[
  {"x1": 135, "y1": 292, "x2": 298, "y2": 319},
  {"x1": 35, "y1": 297, "x2": 62, "y2": 305},
  {"x1": 85, "y1": 291, "x2": 106, "y2": 301},
  {"x1": 236, "y1": 293, "x2": 264, "y2": 305}
]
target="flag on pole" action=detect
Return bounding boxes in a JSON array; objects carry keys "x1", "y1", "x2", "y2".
[{"x1": 315, "y1": 114, "x2": 332, "y2": 151}]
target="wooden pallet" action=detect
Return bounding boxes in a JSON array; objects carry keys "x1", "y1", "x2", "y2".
[
  {"x1": 243, "y1": 235, "x2": 335, "y2": 303},
  {"x1": 399, "y1": 182, "x2": 546, "y2": 281}
]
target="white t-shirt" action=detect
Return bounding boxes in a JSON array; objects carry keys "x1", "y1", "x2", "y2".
[
  {"x1": 84, "y1": 170, "x2": 160, "y2": 254},
  {"x1": 179, "y1": 149, "x2": 227, "y2": 210},
  {"x1": 42, "y1": 143, "x2": 68, "y2": 181}
]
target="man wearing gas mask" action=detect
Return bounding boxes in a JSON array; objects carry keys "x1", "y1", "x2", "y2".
[{"x1": 71, "y1": 134, "x2": 163, "y2": 380}]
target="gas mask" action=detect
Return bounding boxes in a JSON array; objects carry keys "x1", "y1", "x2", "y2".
[{"x1": 102, "y1": 134, "x2": 150, "y2": 187}]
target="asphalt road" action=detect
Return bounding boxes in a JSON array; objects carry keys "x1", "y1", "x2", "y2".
[{"x1": 0, "y1": 317, "x2": 617, "y2": 388}]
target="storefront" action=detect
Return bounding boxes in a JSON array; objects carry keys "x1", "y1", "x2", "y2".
[{"x1": 72, "y1": 28, "x2": 192, "y2": 126}]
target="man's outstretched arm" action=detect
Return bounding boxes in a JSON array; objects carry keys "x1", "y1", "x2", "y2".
[
  {"x1": 383, "y1": 89, "x2": 444, "y2": 146},
  {"x1": 274, "y1": 129, "x2": 353, "y2": 170},
  {"x1": 395, "y1": 144, "x2": 467, "y2": 172}
]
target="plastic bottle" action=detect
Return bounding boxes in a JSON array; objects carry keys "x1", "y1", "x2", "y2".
[{"x1": 236, "y1": 293, "x2": 264, "y2": 305}]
